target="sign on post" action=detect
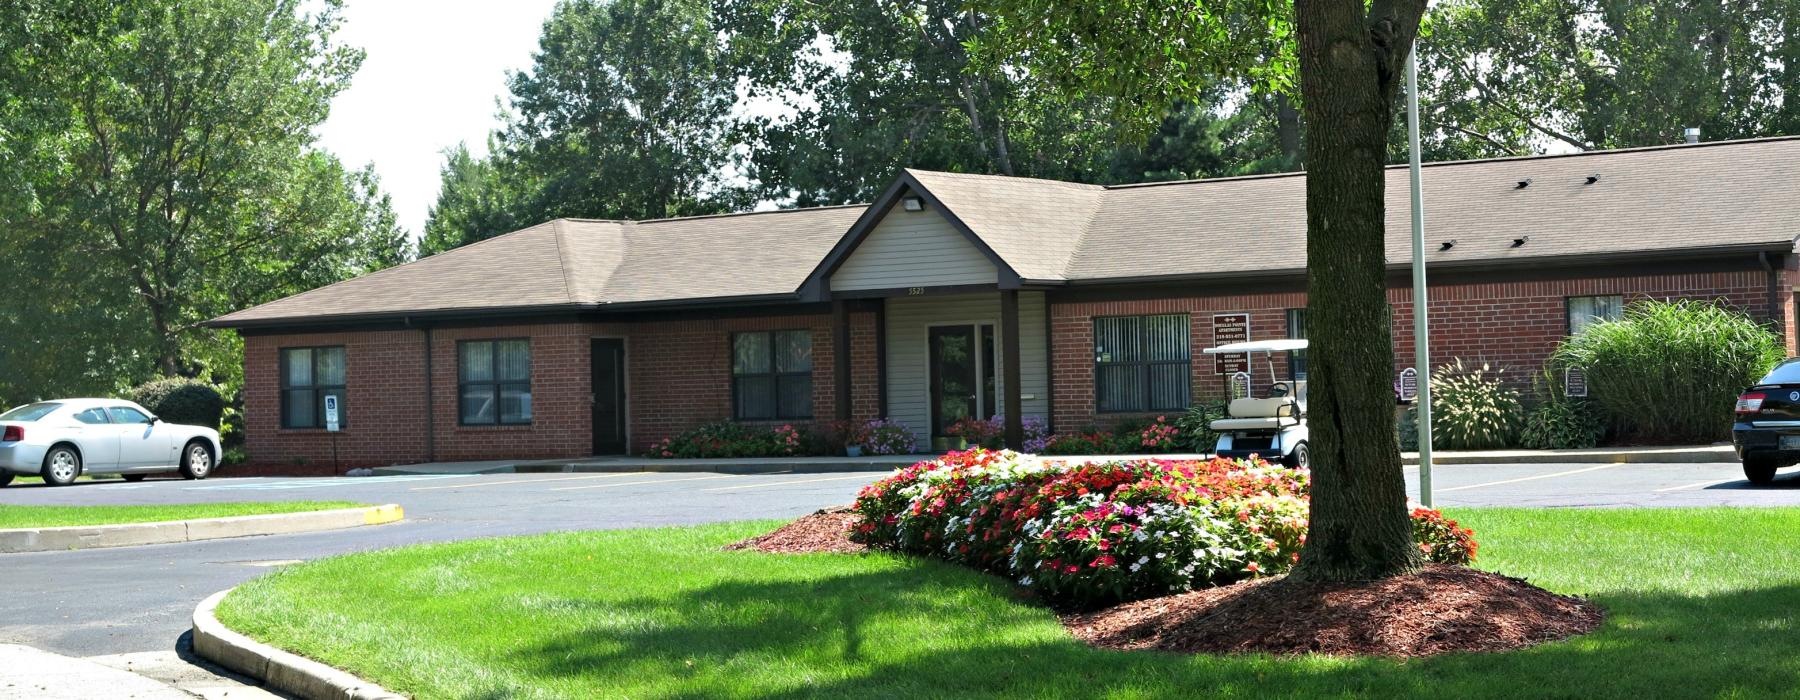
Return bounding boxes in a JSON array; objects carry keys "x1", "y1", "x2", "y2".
[
  {"x1": 1397, "y1": 367, "x2": 1419, "y2": 402},
  {"x1": 1564, "y1": 368, "x2": 1588, "y2": 398},
  {"x1": 1230, "y1": 371, "x2": 1253, "y2": 400},
  {"x1": 324, "y1": 394, "x2": 340, "y2": 432},
  {"x1": 1212, "y1": 313, "x2": 1250, "y2": 374}
]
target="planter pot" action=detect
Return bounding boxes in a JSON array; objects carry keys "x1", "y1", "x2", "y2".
[{"x1": 846, "y1": 446, "x2": 864, "y2": 457}]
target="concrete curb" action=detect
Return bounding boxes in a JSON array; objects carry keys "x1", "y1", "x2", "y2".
[
  {"x1": 1403, "y1": 445, "x2": 1736, "y2": 465},
  {"x1": 192, "y1": 589, "x2": 405, "y2": 700},
  {"x1": 0, "y1": 504, "x2": 404, "y2": 554}
]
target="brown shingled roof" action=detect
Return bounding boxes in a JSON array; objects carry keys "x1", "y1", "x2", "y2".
[{"x1": 212, "y1": 137, "x2": 1800, "y2": 329}]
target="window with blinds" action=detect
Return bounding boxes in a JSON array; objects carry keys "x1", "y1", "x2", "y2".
[
  {"x1": 1093, "y1": 314, "x2": 1191, "y2": 413},
  {"x1": 459, "y1": 339, "x2": 532, "y2": 425},
  {"x1": 1567, "y1": 295, "x2": 1624, "y2": 335},
  {"x1": 732, "y1": 330, "x2": 813, "y2": 420},
  {"x1": 280, "y1": 346, "x2": 346, "y2": 429}
]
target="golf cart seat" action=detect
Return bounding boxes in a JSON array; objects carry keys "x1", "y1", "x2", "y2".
[{"x1": 1210, "y1": 397, "x2": 1301, "y2": 431}]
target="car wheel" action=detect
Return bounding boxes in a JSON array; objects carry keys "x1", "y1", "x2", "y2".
[
  {"x1": 1743, "y1": 456, "x2": 1779, "y2": 485},
  {"x1": 179, "y1": 441, "x2": 213, "y2": 480},
  {"x1": 1284, "y1": 441, "x2": 1310, "y2": 469},
  {"x1": 121, "y1": 474, "x2": 146, "y2": 482},
  {"x1": 0, "y1": 473, "x2": 12, "y2": 488},
  {"x1": 41, "y1": 446, "x2": 81, "y2": 486}
]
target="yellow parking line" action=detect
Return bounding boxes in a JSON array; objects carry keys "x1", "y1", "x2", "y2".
[
  {"x1": 1437, "y1": 463, "x2": 1627, "y2": 493},
  {"x1": 702, "y1": 474, "x2": 877, "y2": 492},
  {"x1": 549, "y1": 474, "x2": 745, "y2": 491},
  {"x1": 410, "y1": 472, "x2": 642, "y2": 491}
]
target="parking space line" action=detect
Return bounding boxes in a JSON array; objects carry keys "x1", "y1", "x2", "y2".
[
  {"x1": 410, "y1": 472, "x2": 642, "y2": 491},
  {"x1": 1654, "y1": 478, "x2": 1736, "y2": 492},
  {"x1": 548, "y1": 474, "x2": 747, "y2": 491},
  {"x1": 1437, "y1": 463, "x2": 1627, "y2": 493},
  {"x1": 186, "y1": 475, "x2": 469, "y2": 491},
  {"x1": 701, "y1": 474, "x2": 876, "y2": 492}
]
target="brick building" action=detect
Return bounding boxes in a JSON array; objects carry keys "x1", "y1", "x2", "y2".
[{"x1": 210, "y1": 137, "x2": 1800, "y2": 472}]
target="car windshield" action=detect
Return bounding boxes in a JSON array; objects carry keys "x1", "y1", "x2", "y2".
[
  {"x1": 0, "y1": 402, "x2": 62, "y2": 422},
  {"x1": 1763, "y1": 361, "x2": 1800, "y2": 384}
]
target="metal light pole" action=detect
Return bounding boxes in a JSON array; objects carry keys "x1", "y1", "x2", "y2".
[{"x1": 1406, "y1": 47, "x2": 1434, "y2": 506}]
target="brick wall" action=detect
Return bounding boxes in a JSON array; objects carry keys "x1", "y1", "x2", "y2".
[
  {"x1": 240, "y1": 312, "x2": 880, "y2": 471},
  {"x1": 1049, "y1": 267, "x2": 1792, "y2": 432}
]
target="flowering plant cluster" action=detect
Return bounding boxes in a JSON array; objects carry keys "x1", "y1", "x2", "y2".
[
  {"x1": 1038, "y1": 416, "x2": 1190, "y2": 456},
  {"x1": 1134, "y1": 416, "x2": 1180, "y2": 451},
  {"x1": 858, "y1": 418, "x2": 918, "y2": 455},
  {"x1": 649, "y1": 421, "x2": 806, "y2": 458},
  {"x1": 851, "y1": 449, "x2": 1477, "y2": 606},
  {"x1": 943, "y1": 415, "x2": 1050, "y2": 452}
]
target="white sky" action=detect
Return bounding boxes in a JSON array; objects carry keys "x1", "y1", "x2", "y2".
[{"x1": 315, "y1": 1, "x2": 562, "y2": 240}]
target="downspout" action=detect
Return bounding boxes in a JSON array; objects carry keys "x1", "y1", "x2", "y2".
[
  {"x1": 1761, "y1": 252, "x2": 1783, "y2": 342},
  {"x1": 424, "y1": 325, "x2": 436, "y2": 463}
]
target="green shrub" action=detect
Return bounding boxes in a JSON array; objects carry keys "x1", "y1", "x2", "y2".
[
  {"x1": 648, "y1": 421, "x2": 804, "y2": 458},
  {"x1": 1519, "y1": 370, "x2": 1606, "y2": 450},
  {"x1": 1553, "y1": 300, "x2": 1785, "y2": 444},
  {"x1": 128, "y1": 377, "x2": 225, "y2": 428},
  {"x1": 1428, "y1": 359, "x2": 1523, "y2": 450},
  {"x1": 1175, "y1": 401, "x2": 1227, "y2": 453}
]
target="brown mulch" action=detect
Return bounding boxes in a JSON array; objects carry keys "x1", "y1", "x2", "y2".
[
  {"x1": 724, "y1": 507, "x2": 866, "y2": 554},
  {"x1": 1063, "y1": 564, "x2": 1603, "y2": 658}
]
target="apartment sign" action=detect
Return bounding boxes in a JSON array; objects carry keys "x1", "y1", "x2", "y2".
[{"x1": 1212, "y1": 313, "x2": 1250, "y2": 374}]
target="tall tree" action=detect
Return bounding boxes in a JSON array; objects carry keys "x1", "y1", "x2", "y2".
[
  {"x1": 1417, "y1": 0, "x2": 1800, "y2": 156},
  {"x1": 419, "y1": 143, "x2": 533, "y2": 257},
  {"x1": 503, "y1": 0, "x2": 746, "y2": 220},
  {"x1": 0, "y1": 0, "x2": 408, "y2": 402},
  {"x1": 975, "y1": 0, "x2": 1428, "y2": 581}
]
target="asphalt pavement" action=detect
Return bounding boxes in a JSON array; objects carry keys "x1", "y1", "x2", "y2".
[{"x1": 2, "y1": 460, "x2": 1798, "y2": 659}]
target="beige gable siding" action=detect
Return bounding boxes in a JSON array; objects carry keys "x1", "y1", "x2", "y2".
[
  {"x1": 831, "y1": 207, "x2": 999, "y2": 291},
  {"x1": 885, "y1": 292, "x2": 1048, "y2": 439}
]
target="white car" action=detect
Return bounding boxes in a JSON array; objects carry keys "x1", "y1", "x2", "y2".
[{"x1": 0, "y1": 399, "x2": 222, "y2": 487}]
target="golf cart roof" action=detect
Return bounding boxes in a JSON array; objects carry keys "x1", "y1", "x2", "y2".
[{"x1": 1202, "y1": 339, "x2": 1309, "y2": 354}]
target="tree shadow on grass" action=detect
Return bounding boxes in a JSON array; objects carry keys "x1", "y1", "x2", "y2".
[{"x1": 502, "y1": 556, "x2": 1800, "y2": 699}]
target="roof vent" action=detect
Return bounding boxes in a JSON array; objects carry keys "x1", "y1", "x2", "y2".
[
  {"x1": 1515, "y1": 178, "x2": 1533, "y2": 189},
  {"x1": 1585, "y1": 174, "x2": 1600, "y2": 185},
  {"x1": 1512, "y1": 236, "x2": 1530, "y2": 248},
  {"x1": 1684, "y1": 127, "x2": 1701, "y2": 144},
  {"x1": 1440, "y1": 240, "x2": 1457, "y2": 251}
]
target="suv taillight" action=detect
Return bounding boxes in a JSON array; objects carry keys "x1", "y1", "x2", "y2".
[
  {"x1": 1737, "y1": 392, "x2": 1767, "y2": 415},
  {"x1": 1, "y1": 426, "x2": 20, "y2": 442}
]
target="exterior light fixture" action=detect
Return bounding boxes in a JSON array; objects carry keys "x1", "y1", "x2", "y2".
[{"x1": 901, "y1": 196, "x2": 924, "y2": 212}]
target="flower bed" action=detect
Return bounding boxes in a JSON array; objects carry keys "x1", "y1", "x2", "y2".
[{"x1": 850, "y1": 449, "x2": 1476, "y2": 607}]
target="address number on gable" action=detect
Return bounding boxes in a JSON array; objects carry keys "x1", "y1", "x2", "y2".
[{"x1": 907, "y1": 287, "x2": 926, "y2": 296}]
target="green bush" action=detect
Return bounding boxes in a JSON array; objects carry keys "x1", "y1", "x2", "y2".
[
  {"x1": 1519, "y1": 370, "x2": 1606, "y2": 450},
  {"x1": 128, "y1": 377, "x2": 225, "y2": 428},
  {"x1": 1175, "y1": 401, "x2": 1227, "y2": 453},
  {"x1": 1428, "y1": 359, "x2": 1523, "y2": 450},
  {"x1": 1553, "y1": 300, "x2": 1784, "y2": 444}
]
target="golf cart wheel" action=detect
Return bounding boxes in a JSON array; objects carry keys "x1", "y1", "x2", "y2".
[
  {"x1": 0, "y1": 473, "x2": 12, "y2": 487},
  {"x1": 41, "y1": 446, "x2": 81, "y2": 486},
  {"x1": 179, "y1": 441, "x2": 213, "y2": 480},
  {"x1": 121, "y1": 474, "x2": 146, "y2": 482},
  {"x1": 1284, "y1": 442, "x2": 1310, "y2": 469},
  {"x1": 1743, "y1": 456, "x2": 1779, "y2": 486}
]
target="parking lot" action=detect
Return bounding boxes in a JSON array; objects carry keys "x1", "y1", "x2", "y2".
[{"x1": 2, "y1": 460, "x2": 1799, "y2": 658}]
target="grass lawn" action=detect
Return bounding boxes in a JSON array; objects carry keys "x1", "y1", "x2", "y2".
[
  {"x1": 217, "y1": 508, "x2": 1800, "y2": 699},
  {"x1": 0, "y1": 501, "x2": 365, "y2": 529}
]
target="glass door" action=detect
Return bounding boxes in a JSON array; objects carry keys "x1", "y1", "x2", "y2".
[{"x1": 929, "y1": 324, "x2": 998, "y2": 437}]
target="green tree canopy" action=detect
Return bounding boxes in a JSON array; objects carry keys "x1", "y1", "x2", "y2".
[{"x1": 0, "y1": 0, "x2": 408, "y2": 404}]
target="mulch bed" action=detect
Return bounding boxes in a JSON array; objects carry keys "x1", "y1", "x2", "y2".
[
  {"x1": 1063, "y1": 564, "x2": 1604, "y2": 658},
  {"x1": 724, "y1": 507, "x2": 866, "y2": 554}
]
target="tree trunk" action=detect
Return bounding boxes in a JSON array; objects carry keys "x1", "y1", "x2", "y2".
[{"x1": 1289, "y1": 0, "x2": 1427, "y2": 583}]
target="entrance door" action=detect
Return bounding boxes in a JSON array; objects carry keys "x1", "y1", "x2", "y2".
[
  {"x1": 590, "y1": 339, "x2": 627, "y2": 454},
  {"x1": 928, "y1": 324, "x2": 998, "y2": 437}
]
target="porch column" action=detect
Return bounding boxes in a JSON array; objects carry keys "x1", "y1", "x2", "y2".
[
  {"x1": 1001, "y1": 289, "x2": 1023, "y2": 449},
  {"x1": 832, "y1": 298, "x2": 852, "y2": 421}
]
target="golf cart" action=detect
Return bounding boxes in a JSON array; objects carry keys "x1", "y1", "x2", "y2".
[{"x1": 1202, "y1": 339, "x2": 1310, "y2": 468}]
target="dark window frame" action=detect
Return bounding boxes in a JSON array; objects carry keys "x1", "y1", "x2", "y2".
[
  {"x1": 1566, "y1": 294, "x2": 1625, "y2": 335},
  {"x1": 457, "y1": 339, "x2": 533, "y2": 426},
  {"x1": 731, "y1": 330, "x2": 814, "y2": 421},
  {"x1": 1286, "y1": 308, "x2": 1307, "y2": 381},
  {"x1": 279, "y1": 346, "x2": 347, "y2": 430},
  {"x1": 1093, "y1": 314, "x2": 1192, "y2": 414}
]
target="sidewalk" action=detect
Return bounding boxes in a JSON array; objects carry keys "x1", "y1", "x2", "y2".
[
  {"x1": 0, "y1": 644, "x2": 193, "y2": 700},
  {"x1": 370, "y1": 444, "x2": 1738, "y2": 476}
]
